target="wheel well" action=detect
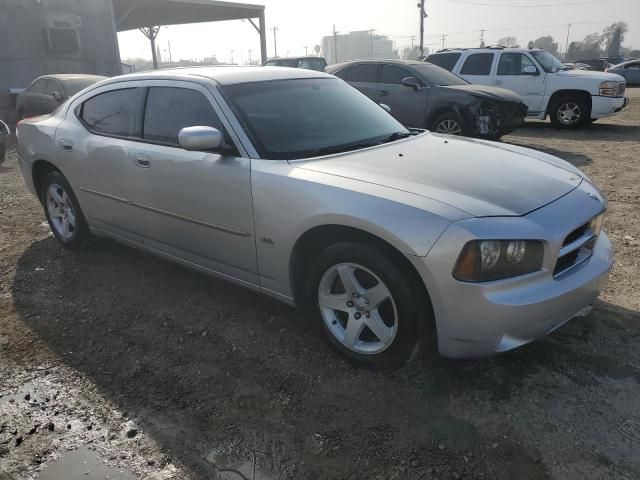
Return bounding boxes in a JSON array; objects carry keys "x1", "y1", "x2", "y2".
[
  {"x1": 289, "y1": 224, "x2": 432, "y2": 313},
  {"x1": 32, "y1": 160, "x2": 60, "y2": 204},
  {"x1": 427, "y1": 107, "x2": 461, "y2": 128},
  {"x1": 547, "y1": 90, "x2": 592, "y2": 116}
]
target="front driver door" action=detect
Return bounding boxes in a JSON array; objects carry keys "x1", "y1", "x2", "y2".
[
  {"x1": 130, "y1": 82, "x2": 258, "y2": 285},
  {"x1": 376, "y1": 64, "x2": 430, "y2": 128},
  {"x1": 493, "y1": 52, "x2": 545, "y2": 114}
]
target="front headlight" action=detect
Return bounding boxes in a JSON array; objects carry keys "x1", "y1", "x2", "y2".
[
  {"x1": 599, "y1": 81, "x2": 619, "y2": 96},
  {"x1": 453, "y1": 240, "x2": 544, "y2": 282}
]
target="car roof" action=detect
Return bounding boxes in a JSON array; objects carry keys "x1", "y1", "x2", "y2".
[
  {"x1": 326, "y1": 59, "x2": 426, "y2": 71},
  {"x1": 266, "y1": 56, "x2": 326, "y2": 61},
  {"x1": 39, "y1": 74, "x2": 108, "y2": 83},
  {"x1": 103, "y1": 66, "x2": 331, "y2": 86},
  {"x1": 430, "y1": 47, "x2": 542, "y2": 54}
]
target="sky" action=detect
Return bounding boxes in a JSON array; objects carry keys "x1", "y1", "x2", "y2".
[{"x1": 117, "y1": 0, "x2": 640, "y2": 64}]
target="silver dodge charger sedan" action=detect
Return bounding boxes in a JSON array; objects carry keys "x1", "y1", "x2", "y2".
[{"x1": 16, "y1": 67, "x2": 613, "y2": 368}]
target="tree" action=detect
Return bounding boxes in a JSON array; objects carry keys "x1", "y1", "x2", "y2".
[
  {"x1": 526, "y1": 36, "x2": 559, "y2": 56},
  {"x1": 602, "y1": 22, "x2": 628, "y2": 57},
  {"x1": 497, "y1": 36, "x2": 519, "y2": 48},
  {"x1": 403, "y1": 45, "x2": 425, "y2": 59},
  {"x1": 566, "y1": 33, "x2": 602, "y2": 61}
]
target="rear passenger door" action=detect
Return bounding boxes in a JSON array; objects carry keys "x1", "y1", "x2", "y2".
[
  {"x1": 377, "y1": 64, "x2": 430, "y2": 128},
  {"x1": 457, "y1": 53, "x2": 496, "y2": 86},
  {"x1": 493, "y1": 52, "x2": 545, "y2": 113},
  {"x1": 130, "y1": 82, "x2": 258, "y2": 284}
]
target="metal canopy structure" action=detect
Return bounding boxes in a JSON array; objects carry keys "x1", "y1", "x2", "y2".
[{"x1": 112, "y1": 0, "x2": 267, "y2": 68}]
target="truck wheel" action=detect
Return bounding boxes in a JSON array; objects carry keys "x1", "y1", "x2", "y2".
[{"x1": 549, "y1": 95, "x2": 589, "y2": 129}]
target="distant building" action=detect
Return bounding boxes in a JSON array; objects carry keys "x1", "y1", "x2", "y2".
[
  {"x1": 322, "y1": 30, "x2": 398, "y2": 65},
  {"x1": 0, "y1": 0, "x2": 122, "y2": 122}
]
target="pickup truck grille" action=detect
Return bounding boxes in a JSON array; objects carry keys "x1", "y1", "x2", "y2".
[
  {"x1": 617, "y1": 82, "x2": 626, "y2": 96},
  {"x1": 553, "y1": 214, "x2": 603, "y2": 277}
]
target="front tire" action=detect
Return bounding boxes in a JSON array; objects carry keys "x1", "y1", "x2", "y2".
[
  {"x1": 42, "y1": 171, "x2": 91, "y2": 249},
  {"x1": 431, "y1": 112, "x2": 466, "y2": 136},
  {"x1": 549, "y1": 95, "x2": 589, "y2": 129},
  {"x1": 308, "y1": 242, "x2": 429, "y2": 369}
]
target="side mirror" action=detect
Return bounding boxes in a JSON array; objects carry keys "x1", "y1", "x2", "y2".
[
  {"x1": 178, "y1": 126, "x2": 223, "y2": 151},
  {"x1": 402, "y1": 76, "x2": 423, "y2": 90},
  {"x1": 52, "y1": 91, "x2": 64, "y2": 101},
  {"x1": 380, "y1": 103, "x2": 391, "y2": 113},
  {"x1": 523, "y1": 66, "x2": 539, "y2": 75}
]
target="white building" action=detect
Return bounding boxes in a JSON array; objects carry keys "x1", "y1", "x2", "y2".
[{"x1": 322, "y1": 30, "x2": 398, "y2": 65}]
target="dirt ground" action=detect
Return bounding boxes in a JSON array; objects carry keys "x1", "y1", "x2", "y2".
[{"x1": 0, "y1": 89, "x2": 639, "y2": 480}]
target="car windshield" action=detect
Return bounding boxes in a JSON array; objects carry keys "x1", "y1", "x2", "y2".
[
  {"x1": 222, "y1": 78, "x2": 409, "y2": 160},
  {"x1": 414, "y1": 64, "x2": 468, "y2": 86},
  {"x1": 531, "y1": 51, "x2": 568, "y2": 73}
]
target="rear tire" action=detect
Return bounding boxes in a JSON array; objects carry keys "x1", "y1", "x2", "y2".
[
  {"x1": 549, "y1": 95, "x2": 589, "y2": 129},
  {"x1": 42, "y1": 171, "x2": 91, "y2": 249},
  {"x1": 307, "y1": 242, "x2": 430, "y2": 369}
]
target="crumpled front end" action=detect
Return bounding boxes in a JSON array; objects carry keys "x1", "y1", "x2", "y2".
[{"x1": 469, "y1": 100, "x2": 528, "y2": 139}]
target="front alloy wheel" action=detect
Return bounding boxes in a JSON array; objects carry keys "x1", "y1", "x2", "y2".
[
  {"x1": 318, "y1": 263, "x2": 398, "y2": 355},
  {"x1": 435, "y1": 119, "x2": 463, "y2": 135}
]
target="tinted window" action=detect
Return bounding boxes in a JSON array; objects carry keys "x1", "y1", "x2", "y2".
[
  {"x1": 426, "y1": 53, "x2": 461, "y2": 71},
  {"x1": 143, "y1": 87, "x2": 222, "y2": 145},
  {"x1": 29, "y1": 79, "x2": 47, "y2": 94},
  {"x1": 414, "y1": 64, "x2": 468, "y2": 86},
  {"x1": 298, "y1": 58, "x2": 327, "y2": 71},
  {"x1": 460, "y1": 53, "x2": 494, "y2": 75},
  {"x1": 223, "y1": 78, "x2": 407, "y2": 160},
  {"x1": 626, "y1": 62, "x2": 640, "y2": 69},
  {"x1": 81, "y1": 88, "x2": 137, "y2": 137},
  {"x1": 498, "y1": 53, "x2": 537, "y2": 75},
  {"x1": 347, "y1": 64, "x2": 378, "y2": 83},
  {"x1": 43, "y1": 80, "x2": 60, "y2": 96},
  {"x1": 333, "y1": 68, "x2": 349, "y2": 80},
  {"x1": 381, "y1": 65, "x2": 415, "y2": 85}
]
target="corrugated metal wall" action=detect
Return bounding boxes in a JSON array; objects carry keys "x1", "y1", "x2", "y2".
[{"x1": 0, "y1": 0, "x2": 122, "y2": 123}]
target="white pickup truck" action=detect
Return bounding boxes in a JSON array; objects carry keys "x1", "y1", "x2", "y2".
[{"x1": 426, "y1": 47, "x2": 629, "y2": 129}]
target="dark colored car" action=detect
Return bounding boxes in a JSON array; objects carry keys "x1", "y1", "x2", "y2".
[
  {"x1": 576, "y1": 59, "x2": 611, "y2": 72},
  {"x1": 264, "y1": 56, "x2": 328, "y2": 72},
  {"x1": 17, "y1": 74, "x2": 106, "y2": 119},
  {"x1": 0, "y1": 120, "x2": 9, "y2": 164},
  {"x1": 326, "y1": 59, "x2": 527, "y2": 139}
]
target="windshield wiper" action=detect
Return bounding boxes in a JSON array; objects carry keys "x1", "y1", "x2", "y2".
[{"x1": 306, "y1": 131, "x2": 416, "y2": 157}]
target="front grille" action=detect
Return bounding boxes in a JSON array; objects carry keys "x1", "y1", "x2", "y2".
[
  {"x1": 617, "y1": 82, "x2": 626, "y2": 96},
  {"x1": 553, "y1": 219, "x2": 600, "y2": 277}
]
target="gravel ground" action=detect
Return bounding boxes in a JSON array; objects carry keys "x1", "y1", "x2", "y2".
[{"x1": 0, "y1": 89, "x2": 639, "y2": 480}]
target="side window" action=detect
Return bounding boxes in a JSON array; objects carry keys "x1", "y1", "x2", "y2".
[
  {"x1": 426, "y1": 53, "x2": 461, "y2": 71},
  {"x1": 333, "y1": 68, "x2": 349, "y2": 80},
  {"x1": 143, "y1": 87, "x2": 222, "y2": 146},
  {"x1": 43, "y1": 80, "x2": 60, "y2": 96},
  {"x1": 29, "y1": 79, "x2": 47, "y2": 94},
  {"x1": 460, "y1": 53, "x2": 494, "y2": 75},
  {"x1": 626, "y1": 62, "x2": 640, "y2": 70},
  {"x1": 81, "y1": 88, "x2": 137, "y2": 137},
  {"x1": 381, "y1": 65, "x2": 415, "y2": 85},
  {"x1": 347, "y1": 64, "x2": 379, "y2": 83},
  {"x1": 497, "y1": 53, "x2": 537, "y2": 75}
]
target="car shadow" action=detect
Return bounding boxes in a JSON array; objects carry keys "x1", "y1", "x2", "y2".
[
  {"x1": 512, "y1": 121, "x2": 640, "y2": 143},
  {"x1": 10, "y1": 236, "x2": 640, "y2": 479},
  {"x1": 502, "y1": 141, "x2": 594, "y2": 168}
]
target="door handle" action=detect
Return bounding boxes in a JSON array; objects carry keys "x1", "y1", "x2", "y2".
[
  {"x1": 134, "y1": 153, "x2": 151, "y2": 168},
  {"x1": 494, "y1": 80, "x2": 503, "y2": 85},
  {"x1": 59, "y1": 139, "x2": 74, "y2": 152},
  {"x1": 379, "y1": 89, "x2": 389, "y2": 96}
]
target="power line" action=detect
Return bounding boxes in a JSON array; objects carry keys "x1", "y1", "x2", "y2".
[{"x1": 447, "y1": 0, "x2": 616, "y2": 6}]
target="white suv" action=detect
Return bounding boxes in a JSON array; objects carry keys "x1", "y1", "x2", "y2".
[{"x1": 426, "y1": 47, "x2": 629, "y2": 129}]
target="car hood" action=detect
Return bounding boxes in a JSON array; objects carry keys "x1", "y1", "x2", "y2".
[
  {"x1": 555, "y1": 69, "x2": 625, "y2": 82},
  {"x1": 442, "y1": 84, "x2": 524, "y2": 103},
  {"x1": 293, "y1": 132, "x2": 583, "y2": 217}
]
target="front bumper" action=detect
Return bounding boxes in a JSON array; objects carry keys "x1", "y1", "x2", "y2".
[
  {"x1": 591, "y1": 95, "x2": 629, "y2": 118},
  {"x1": 411, "y1": 181, "x2": 614, "y2": 358}
]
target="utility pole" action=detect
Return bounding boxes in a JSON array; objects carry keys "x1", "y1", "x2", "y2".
[
  {"x1": 305, "y1": 46, "x2": 308, "y2": 55},
  {"x1": 271, "y1": 26, "x2": 279, "y2": 57},
  {"x1": 248, "y1": 49, "x2": 252, "y2": 65},
  {"x1": 440, "y1": 33, "x2": 447, "y2": 50},
  {"x1": 167, "y1": 41, "x2": 173, "y2": 63},
  {"x1": 230, "y1": 49, "x2": 234, "y2": 65},
  {"x1": 565, "y1": 23, "x2": 572, "y2": 58},
  {"x1": 369, "y1": 28, "x2": 376, "y2": 58},
  {"x1": 480, "y1": 29, "x2": 486, "y2": 48},
  {"x1": 333, "y1": 24, "x2": 339, "y2": 64},
  {"x1": 418, "y1": 0, "x2": 427, "y2": 57},
  {"x1": 139, "y1": 26, "x2": 161, "y2": 70}
]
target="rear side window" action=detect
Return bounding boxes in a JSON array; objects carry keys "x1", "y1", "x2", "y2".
[
  {"x1": 143, "y1": 87, "x2": 222, "y2": 145},
  {"x1": 497, "y1": 53, "x2": 537, "y2": 75},
  {"x1": 298, "y1": 58, "x2": 327, "y2": 71},
  {"x1": 81, "y1": 88, "x2": 137, "y2": 137},
  {"x1": 29, "y1": 79, "x2": 47, "y2": 94},
  {"x1": 426, "y1": 53, "x2": 461, "y2": 71},
  {"x1": 381, "y1": 65, "x2": 415, "y2": 85},
  {"x1": 460, "y1": 53, "x2": 494, "y2": 75},
  {"x1": 346, "y1": 64, "x2": 379, "y2": 83}
]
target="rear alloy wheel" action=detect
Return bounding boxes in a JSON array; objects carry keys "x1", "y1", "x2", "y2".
[
  {"x1": 550, "y1": 95, "x2": 589, "y2": 129},
  {"x1": 42, "y1": 171, "x2": 91, "y2": 249},
  {"x1": 309, "y1": 242, "x2": 428, "y2": 369},
  {"x1": 432, "y1": 112, "x2": 464, "y2": 136}
]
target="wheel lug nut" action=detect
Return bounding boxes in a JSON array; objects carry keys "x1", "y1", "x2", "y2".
[
  {"x1": 354, "y1": 312, "x2": 361, "y2": 320},
  {"x1": 347, "y1": 301, "x2": 354, "y2": 308},
  {"x1": 366, "y1": 312, "x2": 370, "y2": 318},
  {"x1": 352, "y1": 292, "x2": 359, "y2": 298}
]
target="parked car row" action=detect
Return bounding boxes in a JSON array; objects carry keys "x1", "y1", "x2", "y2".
[{"x1": 16, "y1": 66, "x2": 614, "y2": 367}]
